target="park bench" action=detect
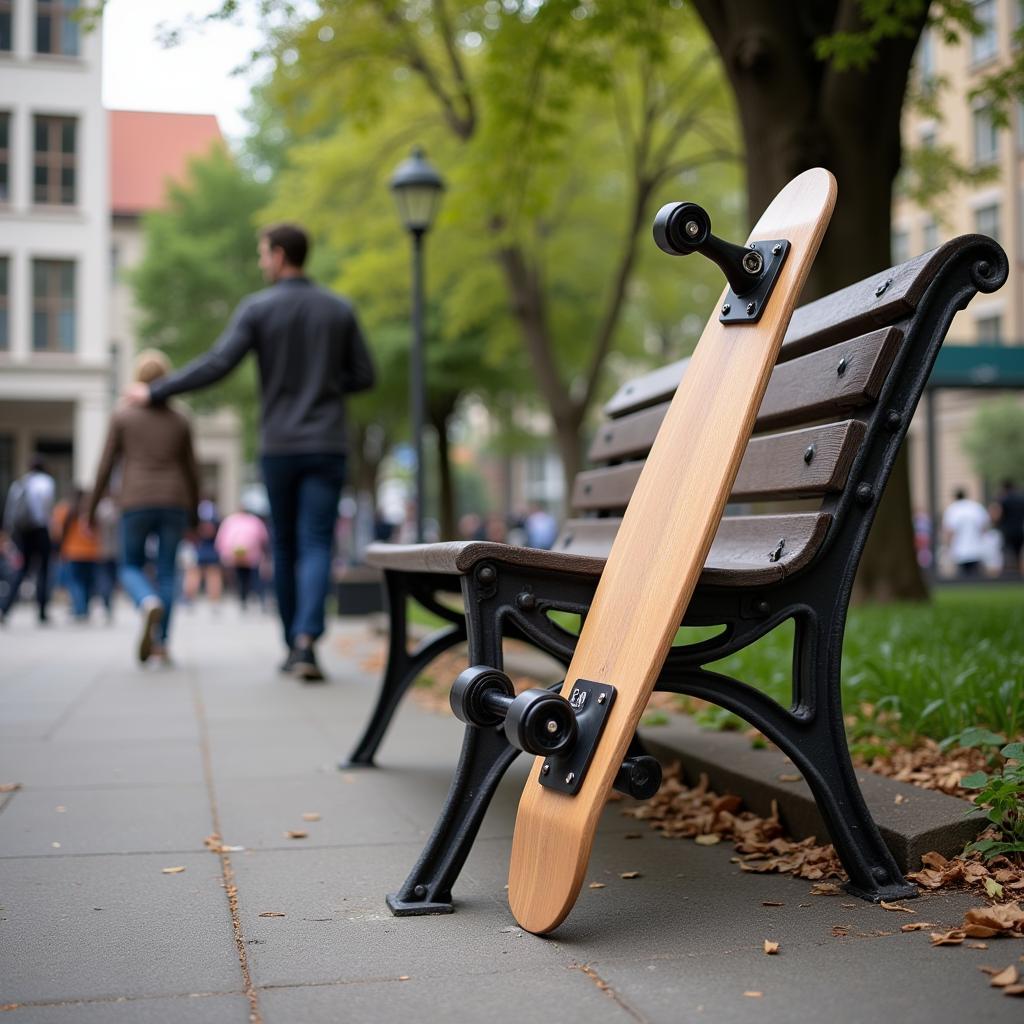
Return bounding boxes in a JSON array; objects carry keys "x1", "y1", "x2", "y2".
[{"x1": 353, "y1": 232, "x2": 1006, "y2": 915}]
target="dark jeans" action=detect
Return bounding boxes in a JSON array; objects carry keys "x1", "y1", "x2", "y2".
[
  {"x1": 1, "y1": 526, "x2": 52, "y2": 619},
  {"x1": 120, "y1": 508, "x2": 188, "y2": 643},
  {"x1": 262, "y1": 452, "x2": 346, "y2": 647},
  {"x1": 67, "y1": 561, "x2": 97, "y2": 619}
]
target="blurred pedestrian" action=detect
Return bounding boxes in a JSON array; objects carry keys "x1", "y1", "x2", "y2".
[
  {"x1": 941, "y1": 488, "x2": 989, "y2": 579},
  {"x1": 93, "y1": 496, "x2": 120, "y2": 622},
  {"x1": 0, "y1": 457, "x2": 56, "y2": 624},
  {"x1": 185, "y1": 498, "x2": 223, "y2": 608},
  {"x1": 991, "y1": 479, "x2": 1024, "y2": 577},
  {"x1": 215, "y1": 506, "x2": 270, "y2": 610},
  {"x1": 126, "y1": 223, "x2": 375, "y2": 681},
  {"x1": 89, "y1": 350, "x2": 199, "y2": 664},
  {"x1": 53, "y1": 488, "x2": 101, "y2": 621},
  {"x1": 524, "y1": 503, "x2": 558, "y2": 550}
]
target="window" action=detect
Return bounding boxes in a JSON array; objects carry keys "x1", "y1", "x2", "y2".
[
  {"x1": 36, "y1": 0, "x2": 80, "y2": 57},
  {"x1": 0, "y1": 112, "x2": 8, "y2": 202},
  {"x1": 0, "y1": 257, "x2": 8, "y2": 351},
  {"x1": 970, "y1": 0, "x2": 998, "y2": 64},
  {"x1": 0, "y1": 1, "x2": 12, "y2": 52},
  {"x1": 974, "y1": 202, "x2": 1001, "y2": 242},
  {"x1": 33, "y1": 115, "x2": 76, "y2": 205},
  {"x1": 891, "y1": 228, "x2": 910, "y2": 265},
  {"x1": 973, "y1": 105, "x2": 999, "y2": 165},
  {"x1": 922, "y1": 218, "x2": 939, "y2": 251},
  {"x1": 976, "y1": 313, "x2": 1003, "y2": 344},
  {"x1": 32, "y1": 259, "x2": 75, "y2": 352}
]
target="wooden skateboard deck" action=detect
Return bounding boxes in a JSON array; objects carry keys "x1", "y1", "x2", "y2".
[{"x1": 507, "y1": 168, "x2": 837, "y2": 934}]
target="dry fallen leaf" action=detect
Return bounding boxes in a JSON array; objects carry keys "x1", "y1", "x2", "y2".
[
  {"x1": 811, "y1": 882, "x2": 842, "y2": 896},
  {"x1": 984, "y1": 877, "x2": 1004, "y2": 900},
  {"x1": 302, "y1": 813, "x2": 321, "y2": 822},
  {"x1": 588, "y1": 882, "x2": 606, "y2": 889},
  {"x1": 879, "y1": 901, "x2": 915, "y2": 913},
  {"x1": 284, "y1": 830, "x2": 308, "y2": 840},
  {"x1": 900, "y1": 922, "x2": 937, "y2": 932},
  {"x1": 398, "y1": 975, "x2": 410, "y2": 982},
  {"x1": 743, "y1": 991, "x2": 763, "y2": 998},
  {"x1": 894, "y1": 793, "x2": 907, "y2": 805},
  {"x1": 620, "y1": 871, "x2": 642, "y2": 879},
  {"x1": 258, "y1": 912, "x2": 286, "y2": 918},
  {"x1": 624, "y1": 832, "x2": 643, "y2": 840},
  {"x1": 1004, "y1": 985, "x2": 1024, "y2": 997},
  {"x1": 991, "y1": 965, "x2": 1020, "y2": 988},
  {"x1": 967, "y1": 942, "x2": 989, "y2": 950},
  {"x1": 161, "y1": 866, "x2": 186, "y2": 875},
  {"x1": 930, "y1": 929, "x2": 966, "y2": 946},
  {"x1": 763, "y1": 939, "x2": 780, "y2": 955},
  {"x1": 0, "y1": 783, "x2": 22, "y2": 793},
  {"x1": 695, "y1": 834, "x2": 721, "y2": 846},
  {"x1": 762, "y1": 901, "x2": 785, "y2": 907}
]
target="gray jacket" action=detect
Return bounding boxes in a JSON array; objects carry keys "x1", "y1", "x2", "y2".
[{"x1": 149, "y1": 278, "x2": 375, "y2": 455}]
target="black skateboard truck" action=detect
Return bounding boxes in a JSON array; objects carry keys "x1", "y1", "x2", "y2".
[
  {"x1": 450, "y1": 666, "x2": 661, "y2": 799},
  {"x1": 652, "y1": 201, "x2": 789, "y2": 324}
]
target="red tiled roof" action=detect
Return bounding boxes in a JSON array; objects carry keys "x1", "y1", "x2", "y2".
[{"x1": 109, "y1": 110, "x2": 225, "y2": 216}]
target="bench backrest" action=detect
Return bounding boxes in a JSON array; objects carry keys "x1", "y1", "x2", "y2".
[{"x1": 554, "y1": 235, "x2": 1008, "y2": 585}]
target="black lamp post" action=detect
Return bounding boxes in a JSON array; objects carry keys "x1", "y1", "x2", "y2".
[{"x1": 390, "y1": 146, "x2": 445, "y2": 543}]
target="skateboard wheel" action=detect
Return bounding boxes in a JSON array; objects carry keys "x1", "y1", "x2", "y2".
[
  {"x1": 653, "y1": 202, "x2": 711, "y2": 256},
  {"x1": 614, "y1": 755, "x2": 663, "y2": 800},
  {"x1": 449, "y1": 666, "x2": 515, "y2": 728},
  {"x1": 504, "y1": 689, "x2": 578, "y2": 756}
]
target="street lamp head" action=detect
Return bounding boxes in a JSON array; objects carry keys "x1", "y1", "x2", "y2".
[{"x1": 390, "y1": 146, "x2": 446, "y2": 234}]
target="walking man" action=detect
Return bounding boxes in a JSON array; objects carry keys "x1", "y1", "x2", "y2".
[
  {"x1": 0, "y1": 457, "x2": 56, "y2": 624},
  {"x1": 128, "y1": 224, "x2": 375, "y2": 680}
]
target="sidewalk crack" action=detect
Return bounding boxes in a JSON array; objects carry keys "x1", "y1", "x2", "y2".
[{"x1": 576, "y1": 963, "x2": 649, "y2": 1023}]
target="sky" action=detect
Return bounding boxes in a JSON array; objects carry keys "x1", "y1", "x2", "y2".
[{"x1": 101, "y1": 1, "x2": 267, "y2": 141}]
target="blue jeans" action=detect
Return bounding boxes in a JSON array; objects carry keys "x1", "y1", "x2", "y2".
[
  {"x1": 120, "y1": 508, "x2": 188, "y2": 643},
  {"x1": 67, "y1": 561, "x2": 96, "y2": 618},
  {"x1": 262, "y1": 452, "x2": 345, "y2": 646}
]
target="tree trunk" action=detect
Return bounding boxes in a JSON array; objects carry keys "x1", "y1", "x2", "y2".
[
  {"x1": 429, "y1": 393, "x2": 459, "y2": 540},
  {"x1": 694, "y1": 0, "x2": 929, "y2": 602}
]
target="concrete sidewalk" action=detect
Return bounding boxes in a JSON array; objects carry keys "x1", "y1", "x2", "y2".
[{"x1": 0, "y1": 601, "x2": 1018, "y2": 1023}]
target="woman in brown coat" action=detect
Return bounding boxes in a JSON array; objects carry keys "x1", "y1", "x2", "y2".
[{"x1": 88, "y1": 351, "x2": 199, "y2": 663}]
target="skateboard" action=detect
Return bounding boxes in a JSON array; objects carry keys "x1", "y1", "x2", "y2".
[{"x1": 504, "y1": 168, "x2": 837, "y2": 934}]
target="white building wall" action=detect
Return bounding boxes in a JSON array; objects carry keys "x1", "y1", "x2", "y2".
[{"x1": 0, "y1": 0, "x2": 110, "y2": 487}]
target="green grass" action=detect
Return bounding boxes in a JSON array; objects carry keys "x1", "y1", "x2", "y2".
[{"x1": 408, "y1": 586, "x2": 1024, "y2": 746}]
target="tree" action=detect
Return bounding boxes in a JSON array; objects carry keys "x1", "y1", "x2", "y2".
[
  {"x1": 965, "y1": 397, "x2": 1024, "y2": 487},
  {"x1": 690, "y1": 0, "x2": 1022, "y2": 601},
  {"x1": 259, "y1": 0, "x2": 739, "y2": 500},
  {"x1": 131, "y1": 145, "x2": 270, "y2": 449}
]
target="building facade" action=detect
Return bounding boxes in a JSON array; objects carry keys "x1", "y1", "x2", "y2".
[
  {"x1": 0, "y1": 0, "x2": 110, "y2": 500},
  {"x1": 894, "y1": 0, "x2": 1024, "y2": 518}
]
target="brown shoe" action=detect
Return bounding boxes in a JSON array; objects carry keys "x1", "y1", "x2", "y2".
[{"x1": 137, "y1": 597, "x2": 163, "y2": 663}]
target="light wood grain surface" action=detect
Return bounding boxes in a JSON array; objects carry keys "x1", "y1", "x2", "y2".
[{"x1": 507, "y1": 167, "x2": 837, "y2": 935}]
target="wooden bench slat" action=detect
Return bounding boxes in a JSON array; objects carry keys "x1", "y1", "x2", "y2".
[
  {"x1": 367, "y1": 511, "x2": 833, "y2": 587},
  {"x1": 601, "y1": 326, "x2": 902, "y2": 430},
  {"x1": 575, "y1": 420, "x2": 865, "y2": 510}
]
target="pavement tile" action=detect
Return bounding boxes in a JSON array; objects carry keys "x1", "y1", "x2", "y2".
[
  {"x1": 0, "y1": 739, "x2": 203, "y2": 789},
  {"x1": 0, "y1": 784, "x2": 213, "y2": 857},
  {"x1": 257, "y1": 967, "x2": 636, "y2": 1024},
  {"x1": 0, "y1": 994, "x2": 250, "y2": 1024},
  {"x1": 0, "y1": 852, "x2": 241, "y2": 1004}
]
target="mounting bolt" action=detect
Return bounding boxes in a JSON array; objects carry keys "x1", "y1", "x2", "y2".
[
  {"x1": 741, "y1": 249, "x2": 763, "y2": 275},
  {"x1": 542, "y1": 763, "x2": 551, "y2": 775},
  {"x1": 478, "y1": 565, "x2": 496, "y2": 584},
  {"x1": 565, "y1": 772, "x2": 575, "y2": 785},
  {"x1": 874, "y1": 278, "x2": 892, "y2": 298},
  {"x1": 803, "y1": 445, "x2": 815, "y2": 465},
  {"x1": 545, "y1": 719, "x2": 559, "y2": 734},
  {"x1": 755, "y1": 600, "x2": 771, "y2": 616},
  {"x1": 413, "y1": 884, "x2": 427, "y2": 898},
  {"x1": 772, "y1": 243, "x2": 782, "y2": 255},
  {"x1": 746, "y1": 301, "x2": 756, "y2": 316},
  {"x1": 885, "y1": 410, "x2": 902, "y2": 432},
  {"x1": 856, "y1": 482, "x2": 874, "y2": 505},
  {"x1": 597, "y1": 692, "x2": 607, "y2": 704},
  {"x1": 685, "y1": 219, "x2": 701, "y2": 238},
  {"x1": 836, "y1": 356, "x2": 848, "y2": 377},
  {"x1": 516, "y1": 591, "x2": 536, "y2": 611},
  {"x1": 721, "y1": 303, "x2": 731, "y2": 315}
]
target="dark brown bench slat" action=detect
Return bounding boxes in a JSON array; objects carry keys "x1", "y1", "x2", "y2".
[
  {"x1": 600, "y1": 326, "x2": 902, "y2": 432},
  {"x1": 367, "y1": 512, "x2": 833, "y2": 587},
  {"x1": 780, "y1": 236, "x2": 985, "y2": 360},
  {"x1": 575, "y1": 420, "x2": 865, "y2": 510}
]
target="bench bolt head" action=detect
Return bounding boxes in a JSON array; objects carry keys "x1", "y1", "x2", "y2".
[
  {"x1": 885, "y1": 410, "x2": 902, "y2": 432},
  {"x1": 836, "y1": 356, "x2": 847, "y2": 376},
  {"x1": 856, "y1": 482, "x2": 874, "y2": 505},
  {"x1": 874, "y1": 278, "x2": 892, "y2": 297},
  {"x1": 803, "y1": 444, "x2": 815, "y2": 465},
  {"x1": 414, "y1": 884, "x2": 427, "y2": 897},
  {"x1": 478, "y1": 565, "x2": 496, "y2": 584},
  {"x1": 516, "y1": 591, "x2": 537, "y2": 611},
  {"x1": 756, "y1": 600, "x2": 771, "y2": 616}
]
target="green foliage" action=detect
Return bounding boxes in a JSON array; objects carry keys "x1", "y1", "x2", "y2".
[
  {"x1": 130, "y1": 146, "x2": 271, "y2": 450},
  {"x1": 964, "y1": 398, "x2": 1024, "y2": 487},
  {"x1": 959, "y1": 741, "x2": 1024, "y2": 860}
]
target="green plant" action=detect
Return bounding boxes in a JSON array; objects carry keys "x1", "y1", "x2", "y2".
[{"x1": 961, "y1": 742, "x2": 1024, "y2": 860}]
